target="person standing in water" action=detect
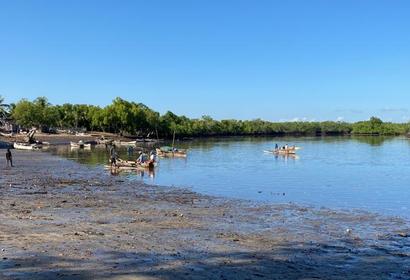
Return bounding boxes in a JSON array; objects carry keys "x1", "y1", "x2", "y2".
[
  {"x1": 109, "y1": 144, "x2": 117, "y2": 168},
  {"x1": 6, "y1": 148, "x2": 13, "y2": 167},
  {"x1": 127, "y1": 146, "x2": 134, "y2": 157}
]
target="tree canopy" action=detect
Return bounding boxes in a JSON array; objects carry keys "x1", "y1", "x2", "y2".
[
  {"x1": 0, "y1": 95, "x2": 11, "y2": 120},
  {"x1": 9, "y1": 97, "x2": 410, "y2": 137}
]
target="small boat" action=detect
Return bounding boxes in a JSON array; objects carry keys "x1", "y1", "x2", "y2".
[
  {"x1": 113, "y1": 140, "x2": 137, "y2": 146},
  {"x1": 156, "y1": 130, "x2": 187, "y2": 158},
  {"x1": 144, "y1": 138, "x2": 162, "y2": 143},
  {"x1": 70, "y1": 141, "x2": 82, "y2": 148},
  {"x1": 105, "y1": 158, "x2": 157, "y2": 171},
  {"x1": 96, "y1": 138, "x2": 114, "y2": 145},
  {"x1": 134, "y1": 138, "x2": 161, "y2": 143},
  {"x1": 70, "y1": 142, "x2": 80, "y2": 148},
  {"x1": 264, "y1": 147, "x2": 301, "y2": 155},
  {"x1": 13, "y1": 142, "x2": 42, "y2": 150},
  {"x1": 156, "y1": 146, "x2": 187, "y2": 158},
  {"x1": 70, "y1": 140, "x2": 92, "y2": 149}
]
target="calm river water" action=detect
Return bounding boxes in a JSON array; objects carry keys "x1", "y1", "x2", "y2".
[{"x1": 51, "y1": 136, "x2": 410, "y2": 218}]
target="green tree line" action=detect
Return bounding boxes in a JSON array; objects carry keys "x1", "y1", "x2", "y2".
[{"x1": 8, "y1": 97, "x2": 410, "y2": 137}]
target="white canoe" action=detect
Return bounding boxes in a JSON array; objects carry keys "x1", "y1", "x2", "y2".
[
  {"x1": 70, "y1": 142, "x2": 92, "y2": 149},
  {"x1": 14, "y1": 142, "x2": 42, "y2": 150},
  {"x1": 70, "y1": 141, "x2": 82, "y2": 148},
  {"x1": 113, "y1": 140, "x2": 137, "y2": 146}
]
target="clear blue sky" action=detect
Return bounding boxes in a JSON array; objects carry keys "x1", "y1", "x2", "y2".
[{"x1": 1, "y1": 0, "x2": 409, "y2": 122}]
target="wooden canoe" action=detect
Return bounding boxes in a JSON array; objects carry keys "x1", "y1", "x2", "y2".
[
  {"x1": 156, "y1": 148, "x2": 187, "y2": 158},
  {"x1": 264, "y1": 147, "x2": 300, "y2": 155},
  {"x1": 113, "y1": 140, "x2": 137, "y2": 146},
  {"x1": 106, "y1": 158, "x2": 157, "y2": 171}
]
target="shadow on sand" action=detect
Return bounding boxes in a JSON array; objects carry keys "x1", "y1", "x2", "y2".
[{"x1": 2, "y1": 240, "x2": 409, "y2": 280}]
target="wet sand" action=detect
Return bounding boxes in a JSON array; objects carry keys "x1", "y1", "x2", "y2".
[{"x1": 1, "y1": 151, "x2": 409, "y2": 280}]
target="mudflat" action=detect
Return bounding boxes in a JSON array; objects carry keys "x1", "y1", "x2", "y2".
[{"x1": 1, "y1": 151, "x2": 409, "y2": 280}]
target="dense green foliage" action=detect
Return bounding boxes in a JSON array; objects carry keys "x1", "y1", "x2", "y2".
[
  {"x1": 9, "y1": 97, "x2": 410, "y2": 137},
  {"x1": 351, "y1": 117, "x2": 410, "y2": 135}
]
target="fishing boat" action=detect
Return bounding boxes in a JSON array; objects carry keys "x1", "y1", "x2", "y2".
[
  {"x1": 156, "y1": 146, "x2": 187, "y2": 158},
  {"x1": 13, "y1": 142, "x2": 42, "y2": 150},
  {"x1": 156, "y1": 130, "x2": 187, "y2": 158}
]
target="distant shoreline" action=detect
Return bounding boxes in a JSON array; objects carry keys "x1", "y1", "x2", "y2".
[
  {"x1": 3, "y1": 97, "x2": 409, "y2": 139},
  {"x1": 0, "y1": 131, "x2": 406, "y2": 149}
]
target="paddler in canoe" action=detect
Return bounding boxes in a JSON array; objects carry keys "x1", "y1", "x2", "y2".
[
  {"x1": 267, "y1": 143, "x2": 299, "y2": 154},
  {"x1": 109, "y1": 144, "x2": 118, "y2": 168}
]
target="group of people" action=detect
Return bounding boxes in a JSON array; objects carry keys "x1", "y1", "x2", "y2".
[
  {"x1": 136, "y1": 150, "x2": 157, "y2": 164},
  {"x1": 274, "y1": 143, "x2": 296, "y2": 151},
  {"x1": 109, "y1": 144, "x2": 157, "y2": 168}
]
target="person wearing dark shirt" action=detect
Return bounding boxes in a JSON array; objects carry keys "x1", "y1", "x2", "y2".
[
  {"x1": 109, "y1": 145, "x2": 117, "y2": 168},
  {"x1": 6, "y1": 148, "x2": 13, "y2": 167}
]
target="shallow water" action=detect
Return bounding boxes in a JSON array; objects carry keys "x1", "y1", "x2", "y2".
[{"x1": 50, "y1": 136, "x2": 410, "y2": 218}]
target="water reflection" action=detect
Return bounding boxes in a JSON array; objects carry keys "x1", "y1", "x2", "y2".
[
  {"x1": 351, "y1": 136, "x2": 396, "y2": 146},
  {"x1": 274, "y1": 154, "x2": 299, "y2": 161}
]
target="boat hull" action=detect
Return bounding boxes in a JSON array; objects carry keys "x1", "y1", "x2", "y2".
[
  {"x1": 264, "y1": 149, "x2": 297, "y2": 155},
  {"x1": 70, "y1": 142, "x2": 92, "y2": 149},
  {"x1": 13, "y1": 143, "x2": 42, "y2": 150},
  {"x1": 106, "y1": 159, "x2": 157, "y2": 171},
  {"x1": 156, "y1": 148, "x2": 187, "y2": 158},
  {"x1": 113, "y1": 141, "x2": 137, "y2": 146}
]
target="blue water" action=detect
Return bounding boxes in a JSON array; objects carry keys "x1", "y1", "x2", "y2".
[{"x1": 53, "y1": 136, "x2": 410, "y2": 218}]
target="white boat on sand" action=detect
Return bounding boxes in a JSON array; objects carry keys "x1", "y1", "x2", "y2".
[
  {"x1": 13, "y1": 142, "x2": 42, "y2": 150},
  {"x1": 70, "y1": 140, "x2": 92, "y2": 149}
]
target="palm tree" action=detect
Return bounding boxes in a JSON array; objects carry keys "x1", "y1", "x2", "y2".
[{"x1": 0, "y1": 95, "x2": 11, "y2": 123}]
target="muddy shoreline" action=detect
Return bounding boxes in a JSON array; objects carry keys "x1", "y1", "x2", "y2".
[
  {"x1": 0, "y1": 132, "x2": 128, "y2": 146},
  {"x1": 1, "y1": 151, "x2": 409, "y2": 279}
]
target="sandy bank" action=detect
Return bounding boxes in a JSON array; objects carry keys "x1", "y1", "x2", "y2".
[
  {"x1": 0, "y1": 151, "x2": 409, "y2": 279},
  {"x1": 0, "y1": 132, "x2": 116, "y2": 146}
]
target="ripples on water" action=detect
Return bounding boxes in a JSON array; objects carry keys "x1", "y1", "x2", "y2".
[{"x1": 50, "y1": 136, "x2": 410, "y2": 218}]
